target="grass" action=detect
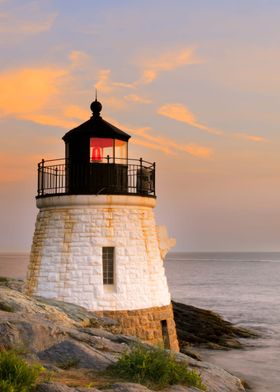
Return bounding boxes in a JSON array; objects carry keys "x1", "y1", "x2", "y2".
[
  {"x1": 106, "y1": 345, "x2": 206, "y2": 390},
  {"x1": 0, "y1": 302, "x2": 15, "y2": 312},
  {"x1": 57, "y1": 357, "x2": 80, "y2": 370},
  {"x1": 0, "y1": 350, "x2": 44, "y2": 392}
]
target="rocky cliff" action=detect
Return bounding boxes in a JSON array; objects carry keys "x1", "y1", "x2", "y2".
[{"x1": 0, "y1": 277, "x2": 249, "y2": 392}]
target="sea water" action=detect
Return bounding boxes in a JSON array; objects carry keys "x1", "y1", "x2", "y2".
[
  {"x1": 0, "y1": 252, "x2": 279, "y2": 391},
  {"x1": 165, "y1": 252, "x2": 280, "y2": 392}
]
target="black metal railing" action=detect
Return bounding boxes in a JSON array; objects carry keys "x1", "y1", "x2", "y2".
[{"x1": 37, "y1": 158, "x2": 156, "y2": 198}]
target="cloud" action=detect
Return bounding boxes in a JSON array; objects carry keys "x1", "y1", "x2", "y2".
[
  {"x1": 124, "y1": 94, "x2": 152, "y2": 104},
  {"x1": 0, "y1": 152, "x2": 41, "y2": 183},
  {"x1": 0, "y1": 2, "x2": 58, "y2": 36},
  {"x1": 95, "y1": 69, "x2": 113, "y2": 93},
  {"x1": 69, "y1": 51, "x2": 91, "y2": 69},
  {"x1": 234, "y1": 133, "x2": 269, "y2": 143},
  {"x1": 113, "y1": 81, "x2": 135, "y2": 89},
  {"x1": 63, "y1": 106, "x2": 89, "y2": 121},
  {"x1": 23, "y1": 114, "x2": 75, "y2": 129},
  {"x1": 158, "y1": 103, "x2": 223, "y2": 136},
  {"x1": 94, "y1": 47, "x2": 201, "y2": 99},
  {"x1": 139, "y1": 47, "x2": 201, "y2": 83},
  {"x1": 0, "y1": 67, "x2": 67, "y2": 120},
  {"x1": 18, "y1": 12, "x2": 57, "y2": 34},
  {"x1": 107, "y1": 119, "x2": 212, "y2": 158}
]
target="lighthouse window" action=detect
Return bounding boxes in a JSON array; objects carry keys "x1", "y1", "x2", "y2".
[
  {"x1": 102, "y1": 247, "x2": 114, "y2": 285},
  {"x1": 90, "y1": 138, "x2": 114, "y2": 163},
  {"x1": 115, "y1": 139, "x2": 128, "y2": 163}
]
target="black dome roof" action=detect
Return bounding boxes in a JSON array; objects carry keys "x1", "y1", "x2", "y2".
[{"x1": 63, "y1": 100, "x2": 131, "y2": 142}]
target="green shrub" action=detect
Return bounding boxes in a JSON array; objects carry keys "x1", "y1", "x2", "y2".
[
  {"x1": 0, "y1": 350, "x2": 43, "y2": 391},
  {"x1": 57, "y1": 357, "x2": 80, "y2": 370},
  {"x1": 107, "y1": 345, "x2": 206, "y2": 390},
  {"x1": 0, "y1": 302, "x2": 14, "y2": 312}
]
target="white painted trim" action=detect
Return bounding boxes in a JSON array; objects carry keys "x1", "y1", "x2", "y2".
[{"x1": 37, "y1": 195, "x2": 156, "y2": 209}]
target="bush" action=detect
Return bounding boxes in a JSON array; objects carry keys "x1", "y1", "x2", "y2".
[
  {"x1": 57, "y1": 357, "x2": 80, "y2": 370},
  {"x1": 0, "y1": 350, "x2": 43, "y2": 391},
  {"x1": 0, "y1": 302, "x2": 15, "y2": 312},
  {"x1": 107, "y1": 345, "x2": 206, "y2": 390}
]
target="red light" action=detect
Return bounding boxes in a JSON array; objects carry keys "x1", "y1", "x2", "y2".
[{"x1": 92, "y1": 146, "x2": 102, "y2": 161}]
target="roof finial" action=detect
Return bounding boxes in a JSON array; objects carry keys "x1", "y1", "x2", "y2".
[{"x1": 90, "y1": 88, "x2": 102, "y2": 117}]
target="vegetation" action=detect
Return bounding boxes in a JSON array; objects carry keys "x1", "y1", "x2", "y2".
[
  {"x1": 57, "y1": 357, "x2": 80, "y2": 370},
  {"x1": 107, "y1": 345, "x2": 206, "y2": 390},
  {"x1": 0, "y1": 350, "x2": 43, "y2": 391},
  {"x1": 0, "y1": 302, "x2": 14, "y2": 312}
]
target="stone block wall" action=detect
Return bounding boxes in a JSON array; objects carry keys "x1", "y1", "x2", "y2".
[
  {"x1": 26, "y1": 195, "x2": 173, "y2": 312},
  {"x1": 96, "y1": 303, "x2": 179, "y2": 351}
]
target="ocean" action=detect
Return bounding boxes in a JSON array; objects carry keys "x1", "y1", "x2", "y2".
[{"x1": 0, "y1": 251, "x2": 279, "y2": 392}]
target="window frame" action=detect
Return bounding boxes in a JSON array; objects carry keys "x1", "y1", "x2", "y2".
[{"x1": 102, "y1": 246, "x2": 115, "y2": 285}]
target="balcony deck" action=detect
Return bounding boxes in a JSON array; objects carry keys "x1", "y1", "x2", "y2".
[{"x1": 37, "y1": 158, "x2": 156, "y2": 198}]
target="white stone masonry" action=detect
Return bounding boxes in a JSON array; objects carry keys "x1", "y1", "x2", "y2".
[{"x1": 26, "y1": 195, "x2": 175, "y2": 311}]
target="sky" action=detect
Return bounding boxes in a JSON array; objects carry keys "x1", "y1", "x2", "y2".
[{"x1": 1, "y1": 0, "x2": 280, "y2": 252}]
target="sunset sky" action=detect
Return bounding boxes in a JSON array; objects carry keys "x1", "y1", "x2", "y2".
[{"x1": 1, "y1": 0, "x2": 280, "y2": 252}]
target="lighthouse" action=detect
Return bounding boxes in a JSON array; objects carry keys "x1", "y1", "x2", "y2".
[{"x1": 26, "y1": 99, "x2": 179, "y2": 351}]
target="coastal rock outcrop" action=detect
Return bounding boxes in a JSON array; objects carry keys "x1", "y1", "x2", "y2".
[
  {"x1": 0, "y1": 278, "x2": 247, "y2": 392},
  {"x1": 172, "y1": 301, "x2": 257, "y2": 351}
]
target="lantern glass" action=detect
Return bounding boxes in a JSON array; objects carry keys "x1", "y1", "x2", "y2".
[
  {"x1": 115, "y1": 139, "x2": 128, "y2": 163},
  {"x1": 90, "y1": 138, "x2": 113, "y2": 163}
]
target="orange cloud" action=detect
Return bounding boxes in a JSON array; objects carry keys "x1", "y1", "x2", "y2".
[
  {"x1": 0, "y1": 67, "x2": 67, "y2": 119},
  {"x1": 95, "y1": 69, "x2": 113, "y2": 93},
  {"x1": 139, "y1": 47, "x2": 201, "y2": 83},
  {"x1": 69, "y1": 51, "x2": 91, "y2": 69},
  {"x1": 19, "y1": 12, "x2": 57, "y2": 34},
  {"x1": 0, "y1": 152, "x2": 41, "y2": 183},
  {"x1": 124, "y1": 94, "x2": 152, "y2": 104},
  {"x1": 158, "y1": 103, "x2": 223, "y2": 136},
  {"x1": 108, "y1": 119, "x2": 212, "y2": 158},
  {"x1": 23, "y1": 114, "x2": 76, "y2": 129},
  {"x1": 0, "y1": 10, "x2": 57, "y2": 35},
  {"x1": 134, "y1": 128, "x2": 212, "y2": 158},
  {"x1": 234, "y1": 133, "x2": 269, "y2": 143}
]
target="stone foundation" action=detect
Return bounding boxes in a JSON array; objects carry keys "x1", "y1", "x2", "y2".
[{"x1": 96, "y1": 304, "x2": 179, "y2": 352}]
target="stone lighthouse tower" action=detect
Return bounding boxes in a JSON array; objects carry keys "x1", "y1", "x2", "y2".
[{"x1": 26, "y1": 99, "x2": 179, "y2": 351}]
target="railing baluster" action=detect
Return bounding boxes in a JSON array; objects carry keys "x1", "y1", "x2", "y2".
[{"x1": 41, "y1": 159, "x2": 45, "y2": 196}]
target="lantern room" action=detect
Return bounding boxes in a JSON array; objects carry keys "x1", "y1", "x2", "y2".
[
  {"x1": 36, "y1": 99, "x2": 156, "y2": 197},
  {"x1": 63, "y1": 99, "x2": 130, "y2": 165}
]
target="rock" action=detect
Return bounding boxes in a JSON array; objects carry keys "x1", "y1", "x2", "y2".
[
  {"x1": 164, "y1": 387, "x2": 203, "y2": 392},
  {"x1": 35, "y1": 297, "x2": 110, "y2": 326},
  {"x1": 102, "y1": 383, "x2": 154, "y2": 391},
  {"x1": 175, "y1": 353, "x2": 246, "y2": 392},
  {"x1": 38, "y1": 340, "x2": 115, "y2": 370},
  {"x1": 179, "y1": 347, "x2": 201, "y2": 361},
  {"x1": 68, "y1": 329, "x2": 127, "y2": 354},
  {"x1": 36, "y1": 383, "x2": 101, "y2": 391},
  {"x1": 0, "y1": 276, "x2": 25, "y2": 292},
  {"x1": 0, "y1": 314, "x2": 67, "y2": 351},
  {"x1": 172, "y1": 300, "x2": 258, "y2": 350},
  {"x1": 36, "y1": 383, "x2": 78, "y2": 391}
]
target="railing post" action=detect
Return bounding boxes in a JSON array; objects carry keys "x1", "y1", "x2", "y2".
[
  {"x1": 153, "y1": 162, "x2": 156, "y2": 196},
  {"x1": 55, "y1": 167, "x2": 58, "y2": 194},
  {"x1": 37, "y1": 162, "x2": 41, "y2": 196},
  {"x1": 140, "y1": 158, "x2": 143, "y2": 194},
  {"x1": 41, "y1": 159, "x2": 45, "y2": 196},
  {"x1": 107, "y1": 154, "x2": 110, "y2": 163}
]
